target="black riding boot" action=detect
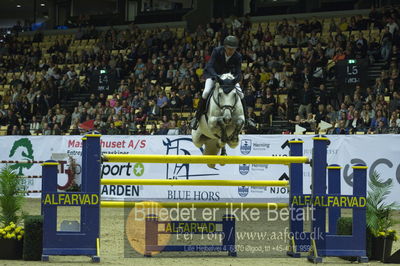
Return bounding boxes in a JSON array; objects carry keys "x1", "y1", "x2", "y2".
[
  {"x1": 190, "y1": 97, "x2": 206, "y2": 130},
  {"x1": 241, "y1": 98, "x2": 256, "y2": 128}
]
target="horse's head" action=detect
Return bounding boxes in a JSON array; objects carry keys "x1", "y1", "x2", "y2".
[{"x1": 215, "y1": 73, "x2": 238, "y2": 125}]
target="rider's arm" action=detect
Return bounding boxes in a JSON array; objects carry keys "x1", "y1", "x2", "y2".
[
  {"x1": 233, "y1": 55, "x2": 242, "y2": 83},
  {"x1": 206, "y1": 48, "x2": 219, "y2": 78}
]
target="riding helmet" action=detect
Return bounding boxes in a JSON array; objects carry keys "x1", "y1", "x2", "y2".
[{"x1": 223, "y1": 35, "x2": 239, "y2": 49}]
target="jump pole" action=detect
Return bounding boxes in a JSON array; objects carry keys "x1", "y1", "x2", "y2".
[
  {"x1": 100, "y1": 179, "x2": 289, "y2": 186},
  {"x1": 102, "y1": 154, "x2": 309, "y2": 164},
  {"x1": 100, "y1": 201, "x2": 289, "y2": 209}
]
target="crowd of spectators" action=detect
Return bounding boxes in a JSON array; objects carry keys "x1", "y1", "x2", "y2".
[{"x1": 0, "y1": 5, "x2": 400, "y2": 136}]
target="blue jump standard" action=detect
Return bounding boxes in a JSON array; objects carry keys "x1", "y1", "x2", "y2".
[{"x1": 41, "y1": 135, "x2": 101, "y2": 262}]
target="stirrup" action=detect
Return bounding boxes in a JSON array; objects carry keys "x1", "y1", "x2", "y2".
[
  {"x1": 246, "y1": 119, "x2": 256, "y2": 128},
  {"x1": 190, "y1": 118, "x2": 199, "y2": 130}
]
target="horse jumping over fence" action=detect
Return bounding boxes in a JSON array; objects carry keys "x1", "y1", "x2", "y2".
[{"x1": 191, "y1": 73, "x2": 245, "y2": 168}]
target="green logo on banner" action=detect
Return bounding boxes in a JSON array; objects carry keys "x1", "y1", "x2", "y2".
[
  {"x1": 133, "y1": 163, "x2": 144, "y2": 177},
  {"x1": 9, "y1": 138, "x2": 34, "y2": 175}
]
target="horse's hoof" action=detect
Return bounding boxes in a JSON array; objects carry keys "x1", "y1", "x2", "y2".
[{"x1": 207, "y1": 164, "x2": 216, "y2": 169}]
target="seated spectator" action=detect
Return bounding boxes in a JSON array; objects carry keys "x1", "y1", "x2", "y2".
[
  {"x1": 315, "y1": 104, "x2": 327, "y2": 124},
  {"x1": 134, "y1": 107, "x2": 147, "y2": 126},
  {"x1": 169, "y1": 91, "x2": 182, "y2": 110},
  {"x1": 388, "y1": 119, "x2": 400, "y2": 133},
  {"x1": 353, "y1": 93, "x2": 363, "y2": 111},
  {"x1": 70, "y1": 125, "x2": 81, "y2": 135},
  {"x1": 361, "y1": 103, "x2": 375, "y2": 120},
  {"x1": 347, "y1": 104, "x2": 355, "y2": 120},
  {"x1": 179, "y1": 120, "x2": 190, "y2": 135},
  {"x1": 315, "y1": 84, "x2": 328, "y2": 107},
  {"x1": 167, "y1": 120, "x2": 179, "y2": 135},
  {"x1": 333, "y1": 48, "x2": 346, "y2": 62},
  {"x1": 389, "y1": 92, "x2": 400, "y2": 113},
  {"x1": 371, "y1": 120, "x2": 388, "y2": 134},
  {"x1": 389, "y1": 111, "x2": 400, "y2": 127},
  {"x1": 333, "y1": 120, "x2": 349, "y2": 134},
  {"x1": 29, "y1": 116, "x2": 41, "y2": 135},
  {"x1": 247, "y1": 106, "x2": 258, "y2": 125},
  {"x1": 156, "y1": 91, "x2": 169, "y2": 115},
  {"x1": 261, "y1": 88, "x2": 275, "y2": 122},
  {"x1": 367, "y1": 37, "x2": 381, "y2": 64},
  {"x1": 147, "y1": 99, "x2": 161, "y2": 119},
  {"x1": 348, "y1": 110, "x2": 365, "y2": 133},
  {"x1": 370, "y1": 110, "x2": 387, "y2": 129},
  {"x1": 10, "y1": 125, "x2": 20, "y2": 135},
  {"x1": 289, "y1": 115, "x2": 309, "y2": 133},
  {"x1": 305, "y1": 113, "x2": 316, "y2": 132},
  {"x1": 277, "y1": 97, "x2": 288, "y2": 120},
  {"x1": 42, "y1": 123, "x2": 52, "y2": 135},
  {"x1": 147, "y1": 122, "x2": 158, "y2": 135},
  {"x1": 325, "y1": 104, "x2": 337, "y2": 124},
  {"x1": 328, "y1": 18, "x2": 337, "y2": 33},
  {"x1": 106, "y1": 122, "x2": 120, "y2": 135},
  {"x1": 338, "y1": 17, "x2": 349, "y2": 32},
  {"x1": 136, "y1": 124, "x2": 149, "y2": 135},
  {"x1": 53, "y1": 124, "x2": 62, "y2": 135},
  {"x1": 155, "y1": 122, "x2": 169, "y2": 135}
]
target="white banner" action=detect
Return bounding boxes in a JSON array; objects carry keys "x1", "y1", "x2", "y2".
[{"x1": 0, "y1": 135, "x2": 399, "y2": 205}]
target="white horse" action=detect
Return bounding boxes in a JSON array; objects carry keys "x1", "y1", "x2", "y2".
[{"x1": 192, "y1": 73, "x2": 245, "y2": 168}]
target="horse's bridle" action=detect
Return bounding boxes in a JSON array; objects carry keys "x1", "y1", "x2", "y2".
[{"x1": 212, "y1": 87, "x2": 239, "y2": 114}]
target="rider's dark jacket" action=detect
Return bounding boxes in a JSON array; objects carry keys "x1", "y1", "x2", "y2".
[{"x1": 204, "y1": 46, "x2": 242, "y2": 83}]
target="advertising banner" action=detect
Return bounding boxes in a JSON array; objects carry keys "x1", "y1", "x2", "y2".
[{"x1": 0, "y1": 135, "x2": 399, "y2": 205}]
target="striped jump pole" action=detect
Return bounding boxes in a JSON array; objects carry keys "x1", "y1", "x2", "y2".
[
  {"x1": 100, "y1": 179, "x2": 289, "y2": 187},
  {"x1": 0, "y1": 160, "x2": 65, "y2": 164},
  {"x1": 102, "y1": 154, "x2": 309, "y2": 165}
]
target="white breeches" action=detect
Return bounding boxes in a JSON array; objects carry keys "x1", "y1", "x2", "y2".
[{"x1": 202, "y1": 78, "x2": 244, "y2": 99}]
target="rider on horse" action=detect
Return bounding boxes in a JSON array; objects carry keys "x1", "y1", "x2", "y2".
[{"x1": 190, "y1": 35, "x2": 255, "y2": 130}]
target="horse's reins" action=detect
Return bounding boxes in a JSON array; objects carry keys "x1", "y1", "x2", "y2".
[{"x1": 213, "y1": 87, "x2": 239, "y2": 114}]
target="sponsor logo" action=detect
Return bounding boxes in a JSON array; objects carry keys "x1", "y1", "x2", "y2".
[
  {"x1": 101, "y1": 185, "x2": 140, "y2": 197},
  {"x1": 163, "y1": 137, "x2": 219, "y2": 180},
  {"x1": 239, "y1": 164, "x2": 250, "y2": 175},
  {"x1": 240, "y1": 139, "x2": 252, "y2": 155},
  {"x1": 251, "y1": 164, "x2": 269, "y2": 171},
  {"x1": 167, "y1": 190, "x2": 220, "y2": 201},
  {"x1": 252, "y1": 143, "x2": 270, "y2": 151},
  {"x1": 238, "y1": 186, "x2": 249, "y2": 197},
  {"x1": 9, "y1": 138, "x2": 34, "y2": 175},
  {"x1": 133, "y1": 163, "x2": 144, "y2": 177},
  {"x1": 101, "y1": 163, "x2": 143, "y2": 177},
  {"x1": 239, "y1": 164, "x2": 269, "y2": 174}
]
